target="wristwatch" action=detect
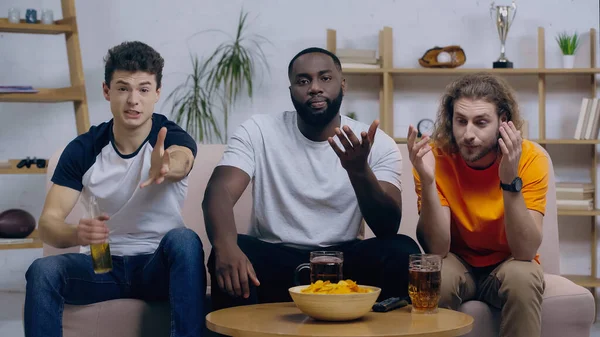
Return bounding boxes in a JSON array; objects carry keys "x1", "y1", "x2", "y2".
[{"x1": 500, "y1": 177, "x2": 523, "y2": 192}]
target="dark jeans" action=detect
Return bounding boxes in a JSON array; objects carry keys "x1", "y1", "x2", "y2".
[
  {"x1": 208, "y1": 234, "x2": 421, "y2": 310},
  {"x1": 24, "y1": 227, "x2": 206, "y2": 337}
]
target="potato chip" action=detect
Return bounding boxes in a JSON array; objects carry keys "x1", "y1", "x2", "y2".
[{"x1": 301, "y1": 279, "x2": 373, "y2": 294}]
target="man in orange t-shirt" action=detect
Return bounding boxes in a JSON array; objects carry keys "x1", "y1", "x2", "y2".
[{"x1": 408, "y1": 73, "x2": 547, "y2": 337}]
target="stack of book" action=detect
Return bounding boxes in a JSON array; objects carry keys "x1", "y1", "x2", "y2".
[
  {"x1": 336, "y1": 49, "x2": 380, "y2": 69},
  {"x1": 573, "y1": 97, "x2": 600, "y2": 139},
  {"x1": 556, "y1": 182, "x2": 595, "y2": 211}
]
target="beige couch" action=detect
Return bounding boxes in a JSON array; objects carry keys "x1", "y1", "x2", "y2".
[{"x1": 41, "y1": 143, "x2": 595, "y2": 337}]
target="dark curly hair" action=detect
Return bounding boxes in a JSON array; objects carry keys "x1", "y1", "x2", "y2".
[
  {"x1": 104, "y1": 41, "x2": 165, "y2": 89},
  {"x1": 432, "y1": 72, "x2": 523, "y2": 154}
]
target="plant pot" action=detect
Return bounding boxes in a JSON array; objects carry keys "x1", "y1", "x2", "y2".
[{"x1": 562, "y1": 55, "x2": 575, "y2": 68}]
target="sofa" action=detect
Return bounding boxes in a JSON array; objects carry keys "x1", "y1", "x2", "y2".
[{"x1": 41, "y1": 143, "x2": 595, "y2": 337}]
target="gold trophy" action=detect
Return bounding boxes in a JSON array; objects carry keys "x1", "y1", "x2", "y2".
[
  {"x1": 88, "y1": 195, "x2": 113, "y2": 274},
  {"x1": 490, "y1": 1, "x2": 517, "y2": 68}
]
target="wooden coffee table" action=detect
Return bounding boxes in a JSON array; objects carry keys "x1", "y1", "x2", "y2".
[{"x1": 206, "y1": 302, "x2": 474, "y2": 337}]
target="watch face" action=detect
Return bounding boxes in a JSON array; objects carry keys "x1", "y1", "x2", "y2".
[
  {"x1": 417, "y1": 119, "x2": 434, "y2": 137},
  {"x1": 514, "y1": 177, "x2": 523, "y2": 191}
]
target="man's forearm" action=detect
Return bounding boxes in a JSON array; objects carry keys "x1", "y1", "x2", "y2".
[
  {"x1": 503, "y1": 191, "x2": 542, "y2": 260},
  {"x1": 202, "y1": 185, "x2": 239, "y2": 251},
  {"x1": 39, "y1": 216, "x2": 79, "y2": 249},
  {"x1": 416, "y1": 181, "x2": 450, "y2": 255},
  {"x1": 347, "y1": 165, "x2": 401, "y2": 237},
  {"x1": 165, "y1": 149, "x2": 193, "y2": 182}
]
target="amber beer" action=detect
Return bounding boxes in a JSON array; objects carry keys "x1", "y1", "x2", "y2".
[
  {"x1": 408, "y1": 254, "x2": 442, "y2": 314},
  {"x1": 310, "y1": 255, "x2": 343, "y2": 283},
  {"x1": 294, "y1": 251, "x2": 343, "y2": 285},
  {"x1": 88, "y1": 196, "x2": 113, "y2": 274}
]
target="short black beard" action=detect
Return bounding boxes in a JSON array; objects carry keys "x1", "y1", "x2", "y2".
[{"x1": 291, "y1": 88, "x2": 344, "y2": 128}]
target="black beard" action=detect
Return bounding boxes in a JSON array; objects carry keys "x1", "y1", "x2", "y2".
[{"x1": 291, "y1": 88, "x2": 344, "y2": 127}]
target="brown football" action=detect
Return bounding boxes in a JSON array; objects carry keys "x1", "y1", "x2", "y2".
[{"x1": 0, "y1": 209, "x2": 36, "y2": 238}]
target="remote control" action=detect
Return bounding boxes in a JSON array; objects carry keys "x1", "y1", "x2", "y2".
[{"x1": 372, "y1": 297, "x2": 408, "y2": 312}]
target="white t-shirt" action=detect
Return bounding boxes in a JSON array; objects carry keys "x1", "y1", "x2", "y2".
[
  {"x1": 51, "y1": 114, "x2": 197, "y2": 256},
  {"x1": 218, "y1": 111, "x2": 402, "y2": 249}
]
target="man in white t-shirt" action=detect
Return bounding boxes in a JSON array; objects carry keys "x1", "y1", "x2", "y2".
[
  {"x1": 203, "y1": 47, "x2": 421, "y2": 309},
  {"x1": 24, "y1": 42, "x2": 205, "y2": 337}
]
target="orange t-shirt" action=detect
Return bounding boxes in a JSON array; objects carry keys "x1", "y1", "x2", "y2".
[{"x1": 413, "y1": 139, "x2": 549, "y2": 267}]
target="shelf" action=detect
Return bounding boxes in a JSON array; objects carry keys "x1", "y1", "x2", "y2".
[
  {"x1": 562, "y1": 275, "x2": 600, "y2": 287},
  {"x1": 0, "y1": 86, "x2": 84, "y2": 103},
  {"x1": 0, "y1": 160, "x2": 47, "y2": 174},
  {"x1": 343, "y1": 68, "x2": 385, "y2": 75},
  {"x1": 558, "y1": 209, "x2": 600, "y2": 216},
  {"x1": 387, "y1": 68, "x2": 600, "y2": 75},
  {"x1": 532, "y1": 139, "x2": 600, "y2": 144},
  {"x1": 0, "y1": 18, "x2": 73, "y2": 34},
  {"x1": 0, "y1": 229, "x2": 43, "y2": 250}
]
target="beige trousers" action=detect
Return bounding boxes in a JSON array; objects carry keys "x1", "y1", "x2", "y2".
[{"x1": 439, "y1": 253, "x2": 545, "y2": 337}]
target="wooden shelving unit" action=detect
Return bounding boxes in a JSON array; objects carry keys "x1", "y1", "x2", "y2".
[
  {"x1": 0, "y1": 160, "x2": 47, "y2": 175},
  {"x1": 327, "y1": 26, "x2": 600, "y2": 289},
  {"x1": 0, "y1": 0, "x2": 88, "y2": 250},
  {"x1": 0, "y1": 229, "x2": 43, "y2": 250}
]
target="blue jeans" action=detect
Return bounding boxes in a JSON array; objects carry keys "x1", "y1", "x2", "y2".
[{"x1": 24, "y1": 227, "x2": 206, "y2": 337}]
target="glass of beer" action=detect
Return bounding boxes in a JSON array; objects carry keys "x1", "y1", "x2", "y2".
[
  {"x1": 408, "y1": 254, "x2": 442, "y2": 314},
  {"x1": 294, "y1": 251, "x2": 343, "y2": 285},
  {"x1": 88, "y1": 195, "x2": 113, "y2": 274}
]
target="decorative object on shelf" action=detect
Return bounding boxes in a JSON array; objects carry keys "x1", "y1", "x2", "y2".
[
  {"x1": 0, "y1": 209, "x2": 36, "y2": 239},
  {"x1": 25, "y1": 8, "x2": 37, "y2": 23},
  {"x1": 418, "y1": 46, "x2": 466, "y2": 68},
  {"x1": 417, "y1": 118, "x2": 434, "y2": 137},
  {"x1": 490, "y1": 0, "x2": 517, "y2": 68},
  {"x1": 165, "y1": 8, "x2": 271, "y2": 144},
  {"x1": 16, "y1": 157, "x2": 47, "y2": 169},
  {"x1": 41, "y1": 9, "x2": 54, "y2": 25},
  {"x1": 556, "y1": 31, "x2": 580, "y2": 69},
  {"x1": 8, "y1": 7, "x2": 20, "y2": 24}
]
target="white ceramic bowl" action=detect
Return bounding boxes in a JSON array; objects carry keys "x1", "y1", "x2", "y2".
[{"x1": 288, "y1": 285, "x2": 381, "y2": 321}]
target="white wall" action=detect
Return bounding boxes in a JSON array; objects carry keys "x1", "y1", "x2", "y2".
[{"x1": 0, "y1": 0, "x2": 598, "y2": 291}]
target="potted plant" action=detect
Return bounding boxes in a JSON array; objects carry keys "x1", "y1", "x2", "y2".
[
  {"x1": 164, "y1": 9, "x2": 270, "y2": 143},
  {"x1": 555, "y1": 31, "x2": 580, "y2": 68},
  {"x1": 163, "y1": 54, "x2": 223, "y2": 143}
]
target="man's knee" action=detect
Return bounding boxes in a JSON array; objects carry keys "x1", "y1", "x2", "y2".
[
  {"x1": 163, "y1": 227, "x2": 204, "y2": 260},
  {"x1": 26, "y1": 256, "x2": 65, "y2": 287},
  {"x1": 497, "y1": 260, "x2": 545, "y2": 300}
]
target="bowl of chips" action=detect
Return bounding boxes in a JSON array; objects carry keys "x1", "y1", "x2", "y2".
[{"x1": 288, "y1": 280, "x2": 381, "y2": 321}]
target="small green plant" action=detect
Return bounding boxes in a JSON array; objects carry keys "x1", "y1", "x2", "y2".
[
  {"x1": 555, "y1": 31, "x2": 580, "y2": 55},
  {"x1": 163, "y1": 54, "x2": 223, "y2": 143},
  {"x1": 164, "y1": 8, "x2": 270, "y2": 143}
]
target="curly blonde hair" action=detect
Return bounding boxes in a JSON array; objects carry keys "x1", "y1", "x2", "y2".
[{"x1": 431, "y1": 72, "x2": 523, "y2": 154}]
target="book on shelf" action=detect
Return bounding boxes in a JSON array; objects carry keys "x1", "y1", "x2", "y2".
[
  {"x1": 573, "y1": 97, "x2": 600, "y2": 139},
  {"x1": 336, "y1": 48, "x2": 380, "y2": 69},
  {"x1": 556, "y1": 182, "x2": 595, "y2": 211},
  {"x1": 0, "y1": 86, "x2": 38, "y2": 93}
]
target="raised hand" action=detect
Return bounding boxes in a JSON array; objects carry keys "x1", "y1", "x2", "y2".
[
  {"x1": 498, "y1": 121, "x2": 522, "y2": 184},
  {"x1": 140, "y1": 127, "x2": 170, "y2": 188},
  {"x1": 407, "y1": 125, "x2": 435, "y2": 186},
  {"x1": 328, "y1": 120, "x2": 379, "y2": 174},
  {"x1": 76, "y1": 214, "x2": 110, "y2": 246}
]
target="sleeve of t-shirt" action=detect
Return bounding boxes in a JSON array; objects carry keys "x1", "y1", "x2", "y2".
[
  {"x1": 369, "y1": 130, "x2": 403, "y2": 192},
  {"x1": 163, "y1": 120, "x2": 198, "y2": 158},
  {"x1": 217, "y1": 118, "x2": 258, "y2": 178},
  {"x1": 519, "y1": 152, "x2": 549, "y2": 215},
  {"x1": 413, "y1": 166, "x2": 449, "y2": 215},
  {"x1": 51, "y1": 138, "x2": 88, "y2": 192}
]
